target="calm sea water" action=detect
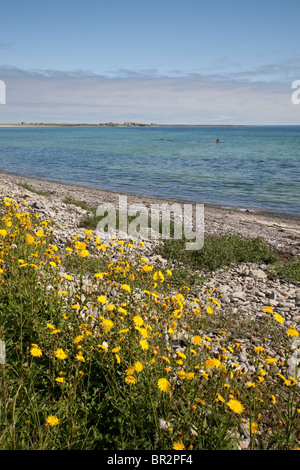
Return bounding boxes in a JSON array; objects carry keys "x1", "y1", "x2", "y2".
[{"x1": 0, "y1": 125, "x2": 299, "y2": 216}]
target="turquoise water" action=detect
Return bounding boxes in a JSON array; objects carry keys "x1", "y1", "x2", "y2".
[{"x1": 0, "y1": 125, "x2": 299, "y2": 216}]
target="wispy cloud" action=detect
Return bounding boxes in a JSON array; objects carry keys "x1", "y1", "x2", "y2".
[
  {"x1": 0, "y1": 65, "x2": 299, "y2": 124},
  {"x1": 227, "y1": 56, "x2": 300, "y2": 82}
]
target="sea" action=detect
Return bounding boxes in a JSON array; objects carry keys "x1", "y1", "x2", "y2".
[{"x1": 0, "y1": 125, "x2": 299, "y2": 217}]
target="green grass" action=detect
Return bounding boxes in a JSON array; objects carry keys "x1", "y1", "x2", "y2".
[
  {"x1": 273, "y1": 259, "x2": 300, "y2": 283},
  {"x1": 17, "y1": 182, "x2": 50, "y2": 197},
  {"x1": 158, "y1": 234, "x2": 278, "y2": 272},
  {"x1": 62, "y1": 195, "x2": 95, "y2": 212}
]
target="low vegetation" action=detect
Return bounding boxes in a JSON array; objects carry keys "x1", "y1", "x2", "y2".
[
  {"x1": 17, "y1": 182, "x2": 50, "y2": 198},
  {"x1": 0, "y1": 195, "x2": 299, "y2": 450}
]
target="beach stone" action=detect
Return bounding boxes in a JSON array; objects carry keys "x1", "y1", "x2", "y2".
[
  {"x1": 231, "y1": 291, "x2": 246, "y2": 300},
  {"x1": 238, "y1": 353, "x2": 248, "y2": 363},
  {"x1": 266, "y1": 290, "x2": 276, "y2": 300},
  {"x1": 250, "y1": 269, "x2": 268, "y2": 279},
  {"x1": 239, "y1": 422, "x2": 250, "y2": 439},
  {"x1": 277, "y1": 302, "x2": 295, "y2": 309},
  {"x1": 239, "y1": 438, "x2": 250, "y2": 450},
  {"x1": 287, "y1": 356, "x2": 300, "y2": 381}
]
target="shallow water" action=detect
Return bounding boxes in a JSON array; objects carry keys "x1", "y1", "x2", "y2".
[{"x1": 0, "y1": 125, "x2": 299, "y2": 216}]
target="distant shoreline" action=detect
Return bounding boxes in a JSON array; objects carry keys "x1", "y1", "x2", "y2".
[
  {"x1": 1, "y1": 123, "x2": 299, "y2": 128},
  {"x1": 0, "y1": 122, "x2": 237, "y2": 127}
]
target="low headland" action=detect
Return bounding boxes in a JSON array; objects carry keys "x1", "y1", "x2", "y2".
[
  {"x1": 0, "y1": 169, "x2": 299, "y2": 451},
  {"x1": 0, "y1": 122, "x2": 236, "y2": 127}
]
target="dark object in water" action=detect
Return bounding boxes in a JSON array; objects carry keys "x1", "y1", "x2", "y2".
[{"x1": 216, "y1": 139, "x2": 220, "y2": 143}]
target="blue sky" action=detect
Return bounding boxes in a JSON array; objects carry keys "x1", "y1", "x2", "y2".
[{"x1": 1, "y1": 0, "x2": 300, "y2": 124}]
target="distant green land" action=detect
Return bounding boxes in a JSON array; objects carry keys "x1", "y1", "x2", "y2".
[{"x1": 0, "y1": 122, "x2": 236, "y2": 127}]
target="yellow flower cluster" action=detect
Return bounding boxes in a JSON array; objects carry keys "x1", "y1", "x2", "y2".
[{"x1": 1, "y1": 196, "x2": 300, "y2": 450}]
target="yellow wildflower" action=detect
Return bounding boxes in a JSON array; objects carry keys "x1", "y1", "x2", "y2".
[
  {"x1": 101, "y1": 319, "x2": 114, "y2": 332},
  {"x1": 26, "y1": 234, "x2": 35, "y2": 244},
  {"x1": 55, "y1": 348, "x2": 68, "y2": 360},
  {"x1": 94, "y1": 272, "x2": 107, "y2": 279},
  {"x1": 51, "y1": 329, "x2": 61, "y2": 335},
  {"x1": 274, "y1": 313, "x2": 284, "y2": 324},
  {"x1": 217, "y1": 393, "x2": 225, "y2": 403},
  {"x1": 263, "y1": 306, "x2": 273, "y2": 313},
  {"x1": 80, "y1": 249, "x2": 89, "y2": 257},
  {"x1": 121, "y1": 284, "x2": 131, "y2": 292},
  {"x1": 161, "y1": 356, "x2": 171, "y2": 364},
  {"x1": 139, "y1": 339, "x2": 149, "y2": 350},
  {"x1": 247, "y1": 382, "x2": 256, "y2": 388},
  {"x1": 126, "y1": 365, "x2": 135, "y2": 375},
  {"x1": 30, "y1": 345, "x2": 42, "y2": 357},
  {"x1": 178, "y1": 370, "x2": 186, "y2": 380},
  {"x1": 192, "y1": 335, "x2": 202, "y2": 346},
  {"x1": 271, "y1": 395, "x2": 276, "y2": 405},
  {"x1": 133, "y1": 315, "x2": 144, "y2": 326},
  {"x1": 76, "y1": 352, "x2": 85, "y2": 362},
  {"x1": 157, "y1": 378, "x2": 171, "y2": 392},
  {"x1": 142, "y1": 264, "x2": 153, "y2": 272},
  {"x1": 205, "y1": 358, "x2": 221, "y2": 369},
  {"x1": 134, "y1": 361, "x2": 143, "y2": 372},
  {"x1": 265, "y1": 357, "x2": 277, "y2": 364},
  {"x1": 106, "y1": 304, "x2": 116, "y2": 311},
  {"x1": 46, "y1": 415, "x2": 59, "y2": 426},
  {"x1": 125, "y1": 375, "x2": 136, "y2": 385},
  {"x1": 195, "y1": 399, "x2": 205, "y2": 407},
  {"x1": 135, "y1": 327, "x2": 149, "y2": 338},
  {"x1": 286, "y1": 326, "x2": 299, "y2": 337},
  {"x1": 98, "y1": 295, "x2": 107, "y2": 304},
  {"x1": 248, "y1": 422, "x2": 259, "y2": 434},
  {"x1": 173, "y1": 441, "x2": 184, "y2": 450},
  {"x1": 186, "y1": 372, "x2": 195, "y2": 380},
  {"x1": 254, "y1": 346, "x2": 265, "y2": 354},
  {"x1": 55, "y1": 377, "x2": 64, "y2": 383},
  {"x1": 226, "y1": 399, "x2": 243, "y2": 414}
]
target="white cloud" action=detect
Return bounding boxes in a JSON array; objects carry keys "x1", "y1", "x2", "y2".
[{"x1": 0, "y1": 66, "x2": 299, "y2": 124}]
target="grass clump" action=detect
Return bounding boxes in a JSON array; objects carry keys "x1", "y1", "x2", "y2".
[
  {"x1": 63, "y1": 195, "x2": 95, "y2": 213},
  {"x1": 158, "y1": 234, "x2": 278, "y2": 272},
  {"x1": 17, "y1": 182, "x2": 50, "y2": 197},
  {"x1": 0, "y1": 195, "x2": 299, "y2": 450},
  {"x1": 273, "y1": 259, "x2": 300, "y2": 283}
]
